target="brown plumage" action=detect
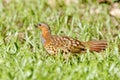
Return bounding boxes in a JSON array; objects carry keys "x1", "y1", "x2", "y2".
[{"x1": 35, "y1": 23, "x2": 107, "y2": 55}]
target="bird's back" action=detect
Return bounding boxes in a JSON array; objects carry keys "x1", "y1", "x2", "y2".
[{"x1": 44, "y1": 35, "x2": 86, "y2": 55}]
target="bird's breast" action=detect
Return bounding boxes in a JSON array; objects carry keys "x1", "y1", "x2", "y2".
[{"x1": 41, "y1": 35, "x2": 46, "y2": 45}]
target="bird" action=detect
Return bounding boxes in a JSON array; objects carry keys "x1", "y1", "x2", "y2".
[{"x1": 35, "y1": 23, "x2": 107, "y2": 56}]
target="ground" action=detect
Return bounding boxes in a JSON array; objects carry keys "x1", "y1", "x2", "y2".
[{"x1": 0, "y1": 0, "x2": 120, "y2": 80}]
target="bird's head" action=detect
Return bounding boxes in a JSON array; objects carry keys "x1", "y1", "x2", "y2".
[{"x1": 35, "y1": 23, "x2": 51, "y2": 33}]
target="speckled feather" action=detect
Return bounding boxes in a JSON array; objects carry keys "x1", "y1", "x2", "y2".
[{"x1": 44, "y1": 36, "x2": 86, "y2": 55}]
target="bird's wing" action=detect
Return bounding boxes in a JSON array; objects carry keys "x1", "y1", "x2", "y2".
[{"x1": 52, "y1": 36, "x2": 86, "y2": 53}]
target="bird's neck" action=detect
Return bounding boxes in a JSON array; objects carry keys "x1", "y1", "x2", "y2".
[{"x1": 41, "y1": 30, "x2": 52, "y2": 45}]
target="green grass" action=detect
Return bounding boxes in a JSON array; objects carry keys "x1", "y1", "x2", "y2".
[{"x1": 0, "y1": 0, "x2": 120, "y2": 80}]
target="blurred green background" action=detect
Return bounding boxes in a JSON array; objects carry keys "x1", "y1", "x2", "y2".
[{"x1": 0, "y1": 0, "x2": 120, "y2": 80}]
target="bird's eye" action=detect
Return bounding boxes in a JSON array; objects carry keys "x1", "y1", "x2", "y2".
[{"x1": 39, "y1": 24, "x2": 41, "y2": 26}]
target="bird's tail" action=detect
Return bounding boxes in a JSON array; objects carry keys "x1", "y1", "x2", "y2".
[{"x1": 84, "y1": 40, "x2": 107, "y2": 52}]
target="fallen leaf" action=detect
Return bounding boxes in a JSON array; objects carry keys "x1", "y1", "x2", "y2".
[
  {"x1": 110, "y1": 8, "x2": 120, "y2": 18},
  {"x1": 64, "y1": 0, "x2": 78, "y2": 6},
  {"x1": 47, "y1": 0, "x2": 56, "y2": 8}
]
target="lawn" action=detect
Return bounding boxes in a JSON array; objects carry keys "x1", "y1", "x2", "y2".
[{"x1": 0, "y1": 0, "x2": 120, "y2": 80}]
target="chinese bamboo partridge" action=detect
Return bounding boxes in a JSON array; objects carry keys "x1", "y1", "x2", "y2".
[{"x1": 35, "y1": 23, "x2": 107, "y2": 55}]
